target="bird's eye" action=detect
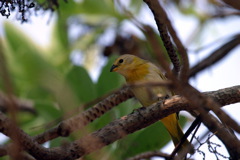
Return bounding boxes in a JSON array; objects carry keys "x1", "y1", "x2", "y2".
[{"x1": 119, "y1": 59, "x2": 124, "y2": 63}]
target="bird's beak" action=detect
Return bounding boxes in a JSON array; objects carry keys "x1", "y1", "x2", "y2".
[{"x1": 110, "y1": 64, "x2": 118, "y2": 72}]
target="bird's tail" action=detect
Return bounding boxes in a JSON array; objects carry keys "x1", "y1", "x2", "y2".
[{"x1": 161, "y1": 114, "x2": 194, "y2": 154}]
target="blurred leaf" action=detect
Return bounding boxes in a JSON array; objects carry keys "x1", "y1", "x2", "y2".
[
  {"x1": 16, "y1": 112, "x2": 37, "y2": 134},
  {"x1": 66, "y1": 65, "x2": 97, "y2": 103},
  {"x1": 85, "y1": 146, "x2": 118, "y2": 160},
  {"x1": 116, "y1": 99, "x2": 141, "y2": 120},
  {"x1": 179, "y1": 115, "x2": 188, "y2": 133},
  {"x1": 49, "y1": 136, "x2": 73, "y2": 148},
  {"x1": 90, "y1": 110, "x2": 115, "y2": 131},
  {"x1": 58, "y1": 0, "x2": 125, "y2": 20},
  {"x1": 73, "y1": 27, "x2": 105, "y2": 51},
  {"x1": 34, "y1": 101, "x2": 62, "y2": 121},
  {"x1": 96, "y1": 55, "x2": 124, "y2": 96},
  {"x1": 47, "y1": 20, "x2": 70, "y2": 69},
  {"x1": 20, "y1": 100, "x2": 63, "y2": 136},
  {"x1": 130, "y1": 0, "x2": 144, "y2": 14},
  {"x1": 3, "y1": 22, "x2": 56, "y2": 97},
  {"x1": 55, "y1": 17, "x2": 69, "y2": 49},
  {"x1": 24, "y1": 86, "x2": 52, "y2": 100},
  {"x1": 115, "y1": 122, "x2": 170, "y2": 159},
  {"x1": 144, "y1": 30, "x2": 171, "y2": 65}
]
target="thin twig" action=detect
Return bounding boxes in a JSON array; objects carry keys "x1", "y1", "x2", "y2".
[
  {"x1": 126, "y1": 150, "x2": 170, "y2": 160},
  {"x1": 142, "y1": 25, "x2": 173, "y2": 75},
  {"x1": 210, "y1": 11, "x2": 240, "y2": 19},
  {"x1": 190, "y1": 119, "x2": 201, "y2": 144},
  {"x1": 143, "y1": 0, "x2": 190, "y2": 81},
  {"x1": 199, "y1": 112, "x2": 240, "y2": 159},
  {"x1": 0, "y1": 92, "x2": 36, "y2": 115},
  {"x1": 168, "y1": 116, "x2": 201, "y2": 159},
  {"x1": 143, "y1": 0, "x2": 181, "y2": 74}
]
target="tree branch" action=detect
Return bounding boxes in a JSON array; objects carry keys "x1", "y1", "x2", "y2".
[
  {"x1": 221, "y1": 0, "x2": 240, "y2": 10},
  {"x1": 0, "y1": 111, "x2": 64, "y2": 160},
  {"x1": 189, "y1": 34, "x2": 240, "y2": 77},
  {"x1": 126, "y1": 150, "x2": 170, "y2": 160},
  {"x1": 34, "y1": 87, "x2": 133, "y2": 144},
  {"x1": 0, "y1": 85, "x2": 239, "y2": 160},
  {"x1": 58, "y1": 85, "x2": 240, "y2": 159},
  {"x1": 34, "y1": 82, "x2": 171, "y2": 144},
  {"x1": 0, "y1": 92, "x2": 36, "y2": 115}
]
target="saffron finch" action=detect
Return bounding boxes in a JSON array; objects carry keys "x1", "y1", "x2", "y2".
[{"x1": 110, "y1": 54, "x2": 193, "y2": 153}]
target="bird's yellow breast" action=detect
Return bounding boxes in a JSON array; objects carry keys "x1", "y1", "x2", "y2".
[
  {"x1": 125, "y1": 63, "x2": 150, "y2": 83},
  {"x1": 125, "y1": 63, "x2": 171, "y2": 107}
]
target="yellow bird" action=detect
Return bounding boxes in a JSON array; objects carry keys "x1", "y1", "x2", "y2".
[{"x1": 110, "y1": 54, "x2": 192, "y2": 152}]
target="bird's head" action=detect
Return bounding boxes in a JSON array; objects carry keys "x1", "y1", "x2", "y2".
[{"x1": 110, "y1": 54, "x2": 147, "y2": 78}]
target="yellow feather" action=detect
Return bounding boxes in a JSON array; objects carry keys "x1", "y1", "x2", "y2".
[{"x1": 111, "y1": 54, "x2": 193, "y2": 153}]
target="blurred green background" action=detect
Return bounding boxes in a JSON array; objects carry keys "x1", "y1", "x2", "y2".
[{"x1": 1, "y1": 0, "x2": 239, "y2": 159}]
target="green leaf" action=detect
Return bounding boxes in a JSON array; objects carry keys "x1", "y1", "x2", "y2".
[
  {"x1": 34, "y1": 101, "x2": 62, "y2": 122},
  {"x1": 115, "y1": 121, "x2": 171, "y2": 159},
  {"x1": 3, "y1": 22, "x2": 56, "y2": 97},
  {"x1": 57, "y1": 0, "x2": 125, "y2": 20},
  {"x1": 113, "y1": 99, "x2": 141, "y2": 124},
  {"x1": 46, "y1": 20, "x2": 71, "y2": 70},
  {"x1": 53, "y1": 19, "x2": 69, "y2": 53},
  {"x1": 130, "y1": 0, "x2": 144, "y2": 14},
  {"x1": 20, "y1": 100, "x2": 63, "y2": 136},
  {"x1": 66, "y1": 65, "x2": 97, "y2": 103},
  {"x1": 96, "y1": 55, "x2": 124, "y2": 96},
  {"x1": 90, "y1": 109, "x2": 115, "y2": 130},
  {"x1": 49, "y1": 136, "x2": 73, "y2": 148}
]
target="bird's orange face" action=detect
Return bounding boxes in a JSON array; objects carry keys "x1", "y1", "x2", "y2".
[
  {"x1": 110, "y1": 54, "x2": 148, "y2": 80},
  {"x1": 110, "y1": 58, "x2": 124, "y2": 72},
  {"x1": 110, "y1": 54, "x2": 135, "y2": 76}
]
